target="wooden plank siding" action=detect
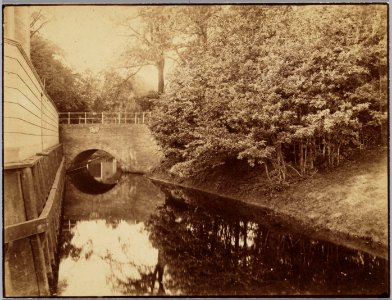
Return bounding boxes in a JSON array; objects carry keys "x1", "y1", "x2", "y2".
[
  {"x1": 4, "y1": 38, "x2": 59, "y2": 164},
  {"x1": 4, "y1": 145, "x2": 65, "y2": 296},
  {"x1": 4, "y1": 37, "x2": 63, "y2": 296}
]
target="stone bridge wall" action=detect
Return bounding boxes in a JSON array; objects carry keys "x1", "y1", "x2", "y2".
[{"x1": 60, "y1": 124, "x2": 163, "y2": 173}]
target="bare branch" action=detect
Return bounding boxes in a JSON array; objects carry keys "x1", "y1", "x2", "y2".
[
  {"x1": 117, "y1": 66, "x2": 143, "y2": 87},
  {"x1": 30, "y1": 10, "x2": 53, "y2": 38},
  {"x1": 115, "y1": 63, "x2": 154, "y2": 69},
  {"x1": 30, "y1": 19, "x2": 51, "y2": 38},
  {"x1": 30, "y1": 10, "x2": 44, "y2": 28},
  {"x1": 174, "y1": 47, "x2": 186, "y2": 63},
  {"x1": 109, "y1": 66, "x2": 143, "y2": 102},
  {"x1": 126, "y1": 24, "x2": 152, "y2": 47},
  {"x1": 166, "y1": 55, "x2": 179, "y2": 63}
]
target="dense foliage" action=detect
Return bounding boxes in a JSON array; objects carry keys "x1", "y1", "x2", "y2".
[
  {"x1": 149, "y1": 5, "x2": 388, "y2": 180},
  {"x1": 30, "y1": 35, "x2": 141, "y2": 112},
  {"x1": 30, "y1": 35, "x2": 89, "y2": 111}
]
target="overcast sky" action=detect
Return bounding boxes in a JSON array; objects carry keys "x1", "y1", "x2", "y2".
[{"x1": 36, "y1": 5, "x2": 160, "y2": 90}]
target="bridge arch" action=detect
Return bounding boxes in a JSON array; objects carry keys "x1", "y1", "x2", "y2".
[
  {"x1": 60, "y1": 124, "x2": 162, "y2": 173},
  {"x1": 67, "y1": 149, "x2": 122, "y2": 194},
  {"x1": 69, "y1": 148, "x2": 125, "y2": 171}
]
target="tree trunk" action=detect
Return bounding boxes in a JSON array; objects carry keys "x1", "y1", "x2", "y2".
[
  {"x1": 299, "y1": 143, "x2": 304, "y2": 175},
  {"x1": 378, "y1": 58, "x2": 385, "y2": 146},
  {"x1": 157, "y1": 55, "x2": 165, "y2": 94},
  {"x1": 337, "y1": 144, "x2": 340, "y2": 166},
  {"x1": 275, "y1": 142, "x2": 286, "y2": 181},
  {"x1": 309, "y1": 139, "x2": 315, "y2": 170},
  {"x1": 263, "y1": 162, "x2": 271, "y2": 181},
  {"x1": 294, "y1": 143, "x2": 297, "y2": 165},
  {"x1": 304, "y1": 142, "x2": 307, "y2": 174}
]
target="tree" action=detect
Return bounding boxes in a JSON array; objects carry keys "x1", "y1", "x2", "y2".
[
  {"x1": 30, "y1": 34, "x2": 90, "y2": 111},
  {"x1": 30, "y1": 9, "x2": 52, "y2": 38},
  {"x1": 149, "y1": 5, "x2": 388, "y2": 181},
  {"x1": 96, "y1": 71, "x2": 138, "y2": 111},
  {"x1": 119, "y1": 7, "x2": 177, "y2": 94}
]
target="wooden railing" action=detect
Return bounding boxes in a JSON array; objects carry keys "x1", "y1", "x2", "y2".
[
  {"x1": 59, "y1": 112, "x2": 152, "y2": 125},
  {"x1": 4, "y1": 144, "x2": 65, "y2": 296}
]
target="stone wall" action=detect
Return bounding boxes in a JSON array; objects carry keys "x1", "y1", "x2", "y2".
[{"x1": 60, "y1": 124, "x2": 163, "y2": 173}]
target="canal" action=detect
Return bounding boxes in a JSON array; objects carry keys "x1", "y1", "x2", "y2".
[{"x1": 55, "y1": 155, "x2": 388, "y2": 296}]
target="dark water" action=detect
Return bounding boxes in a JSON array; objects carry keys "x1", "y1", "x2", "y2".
[{"x1": 57, "y1": 173, "x2": 389, "y2": 296}]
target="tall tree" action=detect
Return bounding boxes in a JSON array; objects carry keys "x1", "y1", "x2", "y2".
[{"x1": 120, "y1": 7, "x2": 177, "y2": 94}]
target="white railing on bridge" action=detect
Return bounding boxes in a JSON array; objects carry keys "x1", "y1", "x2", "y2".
[{"x1": 59, "y1": 112, "x2": 152, "y2": 125}]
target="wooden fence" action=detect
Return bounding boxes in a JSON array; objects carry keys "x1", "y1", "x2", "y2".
[
  {"x1": 4, "y1": 144, "x2": 65, "y2": 296},
  {"x1": 59, "y1": 112, "x2": 152, "y2": 125}
]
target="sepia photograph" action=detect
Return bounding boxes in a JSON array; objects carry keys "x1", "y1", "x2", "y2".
[{"x1": 2, "y1": 3, "x2": 389, "y2": 297}]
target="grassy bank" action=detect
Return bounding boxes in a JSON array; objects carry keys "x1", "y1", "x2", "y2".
[{"x1": 150, "y1": 147, "x2": 388, "y2": 259}]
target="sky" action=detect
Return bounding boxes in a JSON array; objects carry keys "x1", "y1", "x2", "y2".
[{"x1": 35, "y1": 6, "x2": 159, "y2": 91}]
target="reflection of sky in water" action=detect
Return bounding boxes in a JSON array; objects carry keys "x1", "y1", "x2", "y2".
[
  {"x1": 58, "y1": 220, "x2": 158, "y2": 296},
  {"x1": 57, "y1": 177, "x2": 388, "y2": 296}
]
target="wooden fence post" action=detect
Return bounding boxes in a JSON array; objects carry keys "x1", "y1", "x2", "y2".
[
  {"x1": 102, "y1": 112, "x2": 104, "y2": 124},
  {"x1": 68, "y1": 112, "x2": 70, "y2": 125},
  {"x1": 21, "y1": 168, "x2": 50, "y2": 296},
  {"x1": 142, "y1": 112, "x2": 145, "y2": 124}
]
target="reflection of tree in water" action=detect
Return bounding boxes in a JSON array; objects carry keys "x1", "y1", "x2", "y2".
[
  {"x1": 60, "y1": 229, "x2": 82, "y2": 262},
  {"x1": 103, "y1": 253, "x2": 153, "y2": 295},
  {"x1": 57, "y1": 220, "x2": 163, "y2": 296},
  {"x1": 146, "y1": 190, "x2": 388, "y2": 296}
]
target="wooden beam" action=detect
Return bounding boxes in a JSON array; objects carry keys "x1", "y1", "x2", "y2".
[
  {"x1": 4, "y1": 218, "x2": 47, "y2": 243},
  {"x1": 4, "y1": 159, "x2": 65, "y2": 243},
  {"x1": 4, "y1": 144, "x2": 63, "y2": 170}
]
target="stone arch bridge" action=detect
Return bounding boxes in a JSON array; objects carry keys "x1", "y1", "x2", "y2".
[{"x1": 60, "y1": 123, "x2": 163, "y2": 173}]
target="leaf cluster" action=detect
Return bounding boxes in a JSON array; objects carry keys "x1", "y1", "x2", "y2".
[{"x1": 150, "y1": 5, "x2": 387, "y2": 179}]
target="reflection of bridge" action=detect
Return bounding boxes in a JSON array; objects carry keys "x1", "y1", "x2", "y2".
[
  {"x1": 60, "y1": 120, "x2": 162, "y2": 173},
  {"x1": 63, "y1": 174, "x2": 165, "y2": 222}
]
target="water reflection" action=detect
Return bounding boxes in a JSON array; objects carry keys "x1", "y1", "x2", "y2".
[
  {"x1": 58, "y1": 220, "x2": 158, "y2": 296},
  {"x1": 68, "y1": 150, "x2": 121, "y2": 194},
  {"x1": 147, "y1": 185, "x2": 388, "y2": 296},
  {"x1": 57, "y1": 175, "x2": 389, "y2": 296},
  {"x1": 57, "y1": 174, "x2": 166, "y2": 296},
  {"x1": 87, "y1": 157, "x2": 118, "y2": 183}
]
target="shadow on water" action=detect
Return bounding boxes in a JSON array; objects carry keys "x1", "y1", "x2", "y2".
[{"x1": 56, "y1": 175, "x2": 389, "y2": 297}]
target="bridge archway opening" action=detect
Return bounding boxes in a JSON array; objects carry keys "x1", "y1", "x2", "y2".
[{"x1": 68, "y1": 149, "x2": 122, "y2": 194}]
